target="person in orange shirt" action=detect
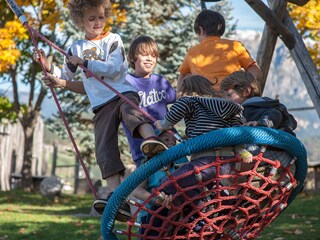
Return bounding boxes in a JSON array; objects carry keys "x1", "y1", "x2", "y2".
[{"x1": 177, "y1": 9, "x2": 262, "y2": 92}]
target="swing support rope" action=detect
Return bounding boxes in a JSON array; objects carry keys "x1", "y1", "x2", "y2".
[{"x1": 5, "y1": 0, "x2": 182, "y2": 198}]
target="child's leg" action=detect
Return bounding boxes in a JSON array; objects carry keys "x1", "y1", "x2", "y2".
[
  {"x1": 161, "y1": 162, "x2": 196, "y2": 195},
  {"x1": 161, "y1": 156, "x2": 216, "y2": 196},
  {"x1": 91, "y1": 100, "x2": 130, "y2": 219},
  {"x1": 136, "y1": 123, "x2": 156, "y2": 139},
  {"x1": 106, "y1": 173, "x2": 121, "y2": 192},
  {"x1": 120, "y1": 93, "x2": 167, "y2": 158},
  {"x1": 93, "y1": 172, "x2": 131, "y2": 220},
  {"x1": 121, "y1": 165, "x2": 139, "y2": 216}
]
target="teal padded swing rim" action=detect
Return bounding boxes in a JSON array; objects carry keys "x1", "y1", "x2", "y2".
[{"x1": 101, "y1": 126, "x2": 307, "y2": 240}]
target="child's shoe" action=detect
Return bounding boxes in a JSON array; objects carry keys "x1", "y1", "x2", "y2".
[
  {"x1": 140, "y1": 136, "x2": 167, "y2": 159},
  {"x1": 93, "y1": 192, "x2": 131, "y2": 222}
]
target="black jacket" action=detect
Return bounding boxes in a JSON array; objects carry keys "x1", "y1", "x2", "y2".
[{"x1": 242, "y1": 97, "x2": 297, "y2": 136}]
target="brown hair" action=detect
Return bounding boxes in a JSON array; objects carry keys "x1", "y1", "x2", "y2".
[
  {"x1": 220, "y1": 71, "x2": 262, "y2": 97},
  {"x1": 194, "y1": 10, "x2": 225, "y2": 36},
  {"x1": 180, "y1": 74, "x2": 221, "y2": 98},
  {"x1": 128, "y1": 35, "x2": 159, "y2": 69},
  {"x1": 68, "y1": 0, "x2": 111, "y2": 30}
]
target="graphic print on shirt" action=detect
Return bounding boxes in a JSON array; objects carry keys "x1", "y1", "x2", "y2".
[
  {"x1": 138, "y1": 89, "x2": 167, "y2": 108},
  {"x1": 82, "y1": 47, "x2": 104, "y2": 61}
]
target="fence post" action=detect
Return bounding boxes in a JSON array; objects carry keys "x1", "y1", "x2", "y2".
[
  {"x1": 51, "y1": 143, "x2": 57, "y2": 176},
  {"x1": 74, "y1": 156, "x2": 80, "y2": 194}
]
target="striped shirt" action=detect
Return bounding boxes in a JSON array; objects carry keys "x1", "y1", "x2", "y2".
[{"x1": 165, "y1": 96, "x2": 245, "y2": 138}]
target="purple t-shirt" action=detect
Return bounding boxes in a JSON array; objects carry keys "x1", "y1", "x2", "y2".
[{"x1": 123, "y1": 73, "x2": 176, "y2": 163}]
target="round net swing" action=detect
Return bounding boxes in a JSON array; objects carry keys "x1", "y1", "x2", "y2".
[{"x1": 101, "y1": 127, "x2": 307, "y2": 240}]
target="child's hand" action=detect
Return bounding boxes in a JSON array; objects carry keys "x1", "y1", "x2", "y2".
[
  {"x1": 33, "y1": 48, "x2": 51, "y2": 72},
  {"x1": 33, "y1": 49, "x2": 44, "y2": 62},
  {"x1": 239, "y1": 149, "x2": 253, "y2": 163},
  {"x1": 154, "y1": 120, "x2": 172, "y2": 131},
  {"x1": 67, "y1": 56, "x2": 85, "y2": 66},
  {"x1": 155, "y1": 120, "x2": 164, "y2": 131},
  {"x1": 245, "y1": 121, "x2": 259, "y2": 126},
  {"x1": 42, "y1": 73, "x2": 66, "y2": 89},
  {"x1": 242, "y1": 154, "x2": 253, "y2": 163}
]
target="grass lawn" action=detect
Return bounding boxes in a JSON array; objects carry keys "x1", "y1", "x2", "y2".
[
  {"x1": 258, "y1": 193, "x2": 320, "y2": 240},
  {"x1": 0, "y1": 190, "x2": 102, "y2": 240},
  {"x1": 0, "y1": 190, "x2": 319, "y2": 240}
]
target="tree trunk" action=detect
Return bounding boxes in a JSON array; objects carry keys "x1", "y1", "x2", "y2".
[{"x1": 21, "y1": 117, "x2": 37, "y2": 191}]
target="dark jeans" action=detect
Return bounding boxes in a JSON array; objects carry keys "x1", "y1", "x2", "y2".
[{"x1": 161, "y1": 156, "x2": 232, "y2": 197}]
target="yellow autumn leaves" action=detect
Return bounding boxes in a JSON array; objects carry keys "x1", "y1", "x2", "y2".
[
  {"x1": 288, "y1": 0, "x2": 320, "y2": 69},
  {"x1": 289, "y1": 0, "x2": 320, "y2": 30},
  {"x1": 107, "y1": 3, "x2": 127, "y2": 30},
  {"x1": 0, "y1": 20, "x2": 28, "y2": 72}
]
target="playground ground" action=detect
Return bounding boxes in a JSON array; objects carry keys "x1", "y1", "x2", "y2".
[{"x1": 0, "y1": 190, "x2": 319, "y2": 240}]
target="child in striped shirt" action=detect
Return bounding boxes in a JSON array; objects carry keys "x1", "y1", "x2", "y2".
[{"x1": 154, "y1": 74, "x2": 252, "y2": 199}]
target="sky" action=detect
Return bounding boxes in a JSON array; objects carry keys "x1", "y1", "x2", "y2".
[{"x1": 208, "y1": 0, "x2": 265, "y2": 31}]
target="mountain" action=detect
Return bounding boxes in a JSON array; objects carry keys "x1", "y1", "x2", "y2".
[{"x1": 234, "y1": 30, "x2": 319, "y2": 139}]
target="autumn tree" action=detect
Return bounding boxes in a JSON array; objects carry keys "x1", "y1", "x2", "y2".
[
  {"x1": 0, "y1": 0, "x2": 47, "y2": 191},
  {"x1": 288, "y1": 0, "x2": 320, "y2": 72}
]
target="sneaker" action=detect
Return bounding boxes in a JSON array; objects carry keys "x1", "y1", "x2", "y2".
[
  {"x1": 140, "y1": 136, "x2": 167, "y2": 159},
  {"x1": 93, "y1": 192, "x2": 131, "y2": 222}
]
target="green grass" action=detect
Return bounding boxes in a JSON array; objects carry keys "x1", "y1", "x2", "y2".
[
  {"x1": 0, "y1": 190, "x2": 101, "y2": 240},
  {"x1": 0, "y1": 190, "x2": 319, "y2": 240},
  {"x1": 258, "y1": 193, "x2": 320, "y2": 240}
]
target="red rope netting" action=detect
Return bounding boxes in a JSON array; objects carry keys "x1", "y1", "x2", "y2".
[{"x1": 114, "y1": 147, "x2": 297, "y2": 240}]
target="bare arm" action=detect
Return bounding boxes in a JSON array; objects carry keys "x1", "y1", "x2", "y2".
[
  {"x1": 42, "y1": 73, "x2": 86, "y2": 94},
  {"x1": 246, "y1": 63, "x2": 262, "y2": 83}
]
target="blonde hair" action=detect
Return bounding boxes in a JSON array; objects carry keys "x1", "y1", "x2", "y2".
[
  {"x1": 128, "y1": 35, "x2": 159, "y2": 69},
  {"x1": 220, "y1": 71, "x2": 262, "y2": 97},
  {"x1": 68, "y1": 0, "x2": 111, "y2": 30},
  {"x1": 180, "y1": 75, "x2": 221, "y2": 98}
]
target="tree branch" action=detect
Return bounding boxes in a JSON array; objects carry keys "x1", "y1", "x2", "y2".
[
  {"x1": 244, "y1": 0, "x2": 295, "y2": 49},
  {"x1": 286, "y1": 0, "x2": 309, "y2": 6}
]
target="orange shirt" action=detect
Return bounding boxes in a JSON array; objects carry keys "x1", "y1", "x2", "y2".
[{"x1": 178, "y1": 36, "x2": 256, "y2": 90}]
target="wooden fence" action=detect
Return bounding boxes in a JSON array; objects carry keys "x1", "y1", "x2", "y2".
[{"x1": 0, "y1": 116, "x2": 44, "y2": 191}]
